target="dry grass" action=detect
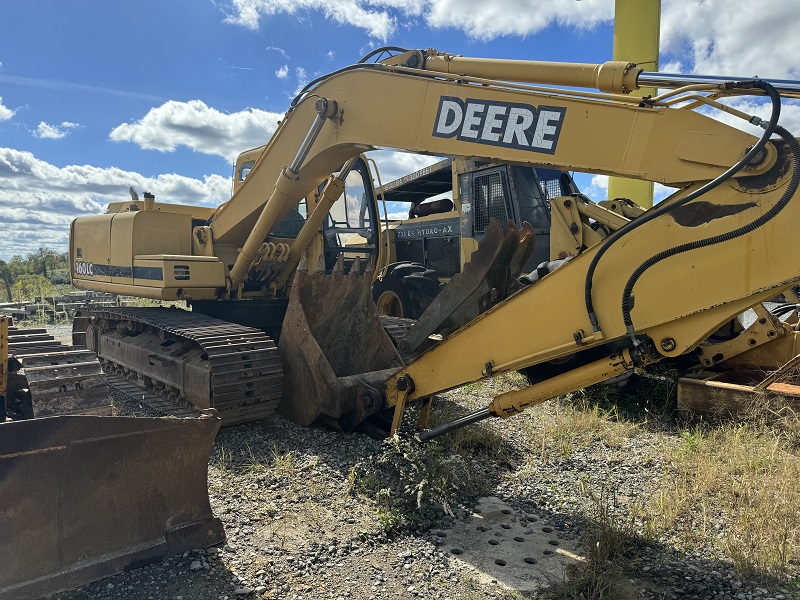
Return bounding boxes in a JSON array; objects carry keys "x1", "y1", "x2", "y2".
[
  {"x1": 641, "y1": 409, "x2": 800, "y2": 579},
  {"x1": 520, "y1": 397, "x2": 641, "y2": 461},
  {"x1": 469, "y1": 371, "x2": 800, "y2": 588}
]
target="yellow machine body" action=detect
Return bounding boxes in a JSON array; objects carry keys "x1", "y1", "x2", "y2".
[{"x1": 67, "y1": 47, "x2": 800, "y2": 435}]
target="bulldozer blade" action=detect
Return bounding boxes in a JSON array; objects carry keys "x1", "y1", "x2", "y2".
[
  {"x1": 398, "y1": 219, "x2": 534, "y2": 355},
  {"x1": 0, "y1": 414, "x2": 225, "y2": 600},
  {"x1": 279, "y1": 255, "x2": 404, "y2": 431}
]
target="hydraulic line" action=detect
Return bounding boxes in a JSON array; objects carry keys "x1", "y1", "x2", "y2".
[
  {"x1": 584, "y1": 80, "x2": 782, "y2": 332},
  {"x1": 622, "y1": 125, "x2": 800, "y2": 344},
  {"x1": 291, "y1": 47, "x2": 411, "y2": 107}
]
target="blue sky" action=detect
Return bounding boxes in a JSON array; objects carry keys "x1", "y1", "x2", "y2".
[{"x1": 0, "y1": 0, "x2": 798, "y2": 259}]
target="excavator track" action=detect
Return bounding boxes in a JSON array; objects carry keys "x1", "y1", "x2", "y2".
[
  {"x1": 377, "y1": 315, "x2": 443, "y2": 362},
  {"x1": 378, "y1": 315, "x2": 416, "y2": 347},
  {"x1": 74, "y1": 307, "x2": 282, "y2": 426},
  {"x1": 5, "y1": 325, "x2": 110, "y2": 419}
]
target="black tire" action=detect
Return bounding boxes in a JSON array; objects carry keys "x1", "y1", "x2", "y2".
[
  {"x1": 373, "y1": 262, "x2": 443, "y2": 319},
  {"x1": 372, "y1": 274, "x2": 414, "y2": 318}
]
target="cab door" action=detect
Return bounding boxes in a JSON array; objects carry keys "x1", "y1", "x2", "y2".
[{"x1": 321, "y1": 157, "x2": 381, "y2": 273}]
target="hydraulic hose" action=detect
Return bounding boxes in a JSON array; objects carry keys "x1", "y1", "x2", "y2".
[
  {"x1": 584, "y1": 80, "x2": 782, "y2": 332},
  {"x1": 291, "y1": 47, "x2": 412, "y2": 107},
  {"x1": 621, "y1": 125, "x2": 800, "y2": 344}
]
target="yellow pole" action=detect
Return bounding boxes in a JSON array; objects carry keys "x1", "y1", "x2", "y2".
[{"x1": 608, "y1": 0, "x2": 660, "y2": 208}]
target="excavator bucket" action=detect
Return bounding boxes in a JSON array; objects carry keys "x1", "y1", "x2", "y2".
[
  {"x1": 0, "y1": 413, "x2": 225, "y2": 600},
  {"x1": 279, "y1": 256, "x2": 404, "y2": 431}
]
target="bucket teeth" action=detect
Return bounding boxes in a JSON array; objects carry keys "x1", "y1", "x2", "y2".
[
  {"x1": 314, "y1": 251, "x2": 327, "y2": 274},
  {"x1": 332, "y1": 254, "x2": 346, "y2": 275},
  {"x1": 297, "y1": 252, "x2": 309, "y2": 274},
  {"x1": 278, "y1": 249, "x2": 403, "y2": 431}
]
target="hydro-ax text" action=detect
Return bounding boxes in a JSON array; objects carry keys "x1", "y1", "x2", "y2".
[{"x1": 432, "y1": 97, "x2": 565, "y2": 155}]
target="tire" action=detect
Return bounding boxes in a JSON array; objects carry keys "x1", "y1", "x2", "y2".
[
  {"x1": 372, "y1": 274, "x2": 413, "y2": 318},
  {"x1": 373, "y1": 262, "x2": 443, "y2": 319}
]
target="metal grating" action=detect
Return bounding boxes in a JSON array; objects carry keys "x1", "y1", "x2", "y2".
[
  {"x1": 473, "y1": 172, "x2": 507, "y2": 234},
  {"x1": 426, "y1": 237, "x2": 460, "y2": 277},
  {"x1": 174, "y1": 265, "x2": 190, "y2": 281},
  {"x1": 396, "y1": 239, "x2": 425, "y2": 264},
  {"x1": 540, "y1": 177, "x2": 563, "y2": 200}
]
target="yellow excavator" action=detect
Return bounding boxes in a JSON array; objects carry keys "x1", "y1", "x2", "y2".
[
  {"x1": 69, "y1": 47, "x2": 800, "y2": 433},
  {"x1": 6, "y1": 47, "x2": 800, "y2": 597}
]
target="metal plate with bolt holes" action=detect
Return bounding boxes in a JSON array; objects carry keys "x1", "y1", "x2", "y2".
[{"x1": 432, "y1": 496, "x2": 583, "y2": 592}]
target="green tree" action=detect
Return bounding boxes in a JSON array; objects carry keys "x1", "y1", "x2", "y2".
[
  {"x1": 0, "y1": 261, "x2": 12, "y2": 302},
  {"x1": 11, "y1": 274, "x2": 54, "y2": 303},
  {"x1": 34, "y1": 248, "x2": 58, "y2": 278}
]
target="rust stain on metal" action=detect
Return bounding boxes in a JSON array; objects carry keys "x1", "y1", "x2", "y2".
[
  {"x1": 669, "y1": 200, "x2": 757, "y2": 227},
  {"x1": 0, "y1": 414, "x2": 225, "y2": 600},
  {"x1": 279, "y1": 255, "x2": 403, "y2": 431}
]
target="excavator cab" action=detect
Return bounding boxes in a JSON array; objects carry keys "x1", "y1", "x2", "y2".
[{"x1": 321, "y1": 156, "x2": 382, "y2": 273}]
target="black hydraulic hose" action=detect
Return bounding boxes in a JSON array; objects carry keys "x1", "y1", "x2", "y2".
[
  {"x1": 584, "y1": 80, "x2": 782, "y2": 332},
  {"x1": 357, "y1": 46, "x2": 412, "y2": 63},
  {"x1": 291, "y1": 47, "x2": 413, "y2": 108},
  {"x1": 621, "y1": 125, "x2": 800, "y2": 344},
  {"x1": 291, "y1": 63, "x2": 383, "y2": 107}
]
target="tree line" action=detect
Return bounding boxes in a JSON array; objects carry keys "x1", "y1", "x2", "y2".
[{"x1": 0, "y1": 248, "x2": 71, "y2": 302}]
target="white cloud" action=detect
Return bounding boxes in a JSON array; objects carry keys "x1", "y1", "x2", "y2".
[
  {"x1": 424, "y1": 0, "x2": 612, "y2": 40},
  {"x1": 0, "y1": 147, "x2": 231, "y2": 259},
  {"x1": 225, "y1": 0, "x2": 612, "y2": 41},
  {"x1": 327, "y1": 51, "x2": 335, "y2": 61},
  {"x1": 266, "y1": 45, "x2": 290, "y2": 59},
  {"x1": 292, "y1": 67, "x2": 308, "y2": 96},
  {"x1": 33, "y1": 121, "x2": 79, "y2": 140},
  {"x1": 109, "y1": 100, "x2": 283, "y2": 162},
  {"x1": 276, "y1": 64, "x2": 289, "y2": 79},
  {"x1": 367, "y1": 150, "x2": 441, "y2": 185},
  {"x1": 226, "y1": 0, "x2": 396, "y2": 40},
  {"x1": 661, "y1": 0, "x2": 799, "y2": 79},
  {"x1": 223, "y1": 0, "x2": 800, "y2": 83},
  {"x1": 0, "y1": 97, "x2": 13, "y2": 121},
  {"x1": 588, "y1": 174, "x2": 609, "y2": 193}
]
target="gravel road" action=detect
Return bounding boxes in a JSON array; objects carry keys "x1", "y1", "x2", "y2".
[{"x1": 35, "y1": 324, "x2": 799, "y2": 599}]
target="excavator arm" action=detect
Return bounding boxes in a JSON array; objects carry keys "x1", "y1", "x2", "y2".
[
  {"x1": 198, "y1": 49, "x2": 799, "y2": 434},
  {"x1": 39, "y1": 47, "x2": 798, "y2": 599},
  {"x1": 207, "y1": 50, "x2": 774, "y2": 291}
]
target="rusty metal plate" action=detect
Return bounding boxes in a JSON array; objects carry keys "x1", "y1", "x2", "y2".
[{"x1": 0, "y1": 414, "x2": 225, "y2": 600}]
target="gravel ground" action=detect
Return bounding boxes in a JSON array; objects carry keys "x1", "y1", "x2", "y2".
[{"x1": 33, "y1": 324, "x2": 800, "y2": 599}]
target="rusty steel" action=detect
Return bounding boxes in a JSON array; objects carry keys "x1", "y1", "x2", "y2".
[
  {"x1": 397, "y1": 219, "x2": 535, "y2": 355},
  {"x1": 279, "y1": 256, "x2": 404, "y2": 431},
  {"x1": 6, "y1": 325, "x2": 111, "y2": 418},
  {"x1": 0, "y1": 413, "x2": 225, "y2": 600}
]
